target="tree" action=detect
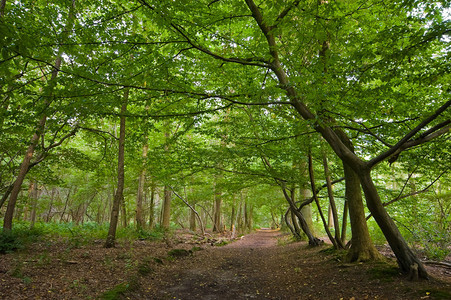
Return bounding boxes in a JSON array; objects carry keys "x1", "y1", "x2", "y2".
[
  {"x1": 3, "y1": 0, "x2": 77, "y2": 231},
  {"x1": 134, "y1": 0, "x2": 450, "y2": 278},
  {"x1": 105, "y1": 89, "x2": 128, "y2": 248}
]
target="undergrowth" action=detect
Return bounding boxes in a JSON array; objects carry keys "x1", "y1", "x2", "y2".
[
  {"x1": 0, "y1": 225, "x2": 43, "y2": 254},
  {"x1": 0, "y1": 221, "x2": 167, "y2": 253}
]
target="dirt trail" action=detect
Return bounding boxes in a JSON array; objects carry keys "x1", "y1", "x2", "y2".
[
  {"x1": 1, "y1": 229, "x2": 449, "y2": 299},
  {"x1": 135, "y1": 230, "x2": 451, "y2": 300},
  {"x1": 144, "y1": 229, "x2": 283, "y2": 299}
]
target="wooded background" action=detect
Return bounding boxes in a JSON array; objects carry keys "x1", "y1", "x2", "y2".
[{"x1": 0, "y1": 0, "x2": 449, "y2": 279}]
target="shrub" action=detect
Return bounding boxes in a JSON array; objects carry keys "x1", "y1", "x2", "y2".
[{"x1": 0, "y1": 227, "x2": 43, "y2": 254}]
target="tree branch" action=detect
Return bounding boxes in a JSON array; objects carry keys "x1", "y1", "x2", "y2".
[
  {"x1": 274, "y1": 0, "x2": 301, "y2": 26},
  {"x1": 369, "y1": 100, "x2": 451, "y2": 167},
  {"x1": 366, "y1": 171, "x2": 446, "y2": 220},
  {"x1": 79, "y1": 126, "x2": 118, "y2": 140}
]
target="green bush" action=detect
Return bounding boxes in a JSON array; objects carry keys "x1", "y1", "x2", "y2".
[
  {"x1": 134, "y1": 226, "x2": 165, "y2": 241},
  {"x1": 0, "y1": 227, "x2": 43, "y2": 254}
]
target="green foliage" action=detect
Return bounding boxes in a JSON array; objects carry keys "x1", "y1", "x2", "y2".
[
  {"x1": 99, "y1": 282, "x2": 134, "y2": 300},
  {"x1": 410, "y1": 221, "x2": 451, "y2": 261},
  {"x1": 0, "y1": 226, "x2": 43, "y2": 254},
  {"x1": 1, "y1": 0, "x2": 449, "y2": 277},
  {"x1": 134, "y1": 226, "x2": 165, "y2": 241},
  {"x1": 367, "y1": 220, "x2": 387, "y2": 246}
]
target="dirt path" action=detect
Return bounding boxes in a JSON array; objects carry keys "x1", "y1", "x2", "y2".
[
  {"x1": 1, "y1": 230, "x2": 449, "y2": 299},
  {"x1": 146, "y1": 229, "x2": 282, "y2": 299},
  {"x1": 131, "y1": 230, "x2": 451, "y2": 300}
]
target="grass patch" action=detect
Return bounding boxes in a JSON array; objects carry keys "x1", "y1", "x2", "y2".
[
  {"x1": 99, "y1": 282, "x2": 131, "y2": 300},
  {"x1": 99, "y1": 276, "x2": 139, "y2": 300}
]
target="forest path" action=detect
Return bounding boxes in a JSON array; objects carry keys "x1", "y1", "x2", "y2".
[
  {"x1": 133, "y1": 230, "x2": 450, "y2": 299},
  {"x1": 144, "y1": 229, "x2": 291, "y2": 299}
]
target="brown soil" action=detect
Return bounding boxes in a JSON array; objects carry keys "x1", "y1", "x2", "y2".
[{"x1": 1, "y1": 229, "x2": 450, "y2": 299}]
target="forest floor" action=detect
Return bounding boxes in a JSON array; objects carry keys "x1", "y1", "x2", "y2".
[{"x1": 0, "y1": 229, "x2": 450, "y2": 300}]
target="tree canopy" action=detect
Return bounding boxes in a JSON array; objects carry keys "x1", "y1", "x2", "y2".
[{"x1": 1, "y1": 0, "x2": 450, "y2": 280}]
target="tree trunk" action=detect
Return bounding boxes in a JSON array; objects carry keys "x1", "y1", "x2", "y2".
[
  {"x1": 237, "y1": 195, "x2": 243, "y2": 233},
  {"x1": 244, "y1": 199, "x2": 250, "y2": 232},
  {"x1": 359, "y1": 169, "x2": 427, "y2": 278},
  {"x1": 213, "y1": 183, "x2": 222, "y2": 232},
  {"x1": 45, "y1": 188, "x2": 54, "y2": 222},
  {"x1": 230, "y1": 195, "x2": 236, "y2": 231},
  {"x1": 0, "y1": 0, "x2": 6, "y2": 17},
  {"x1": 29, "y1": 181, "x2": 38, "y2": 229},
  {"x1": 149, "y1": 183, "x2": 156, "y2": 229},
  {"x1": 322, "y1": 152, "x2": 345, "y2": 248},
  {"x1": 60, "y1": 187, "x2": 72, "y2": 223},
  {"x1": 136, "y1": 143, "x2": 148, "y2": 230},
  {"x1": 300, "y1": 189, "x2": 314, "y2": 235},
  {"x1": 247, "y1": 203, "x2": 253, "y2": 231},
  {"x1": 3, "y1": 115, "x2": 47, "y2": 231},
  {"x1": 281, "y1": 187, "x2": 320, "y2": 245},
  {"x1": 334, "y1": 129, "x2": 382, "y2": 261},
  {"x1": 341, "y1": 199, "x2": 348, "y2": 245},
  {"x1": 161, "y1": 185, "x2": 172, "y2": 229},
  {"x1": 289, "y1": 189, "x2": 302, "y2": 238},
  {"x1": 343, "y1": 162, "x2": 381, "y2": 261},
  {"x1": 189, "y1": 203, "x2": 197, "y2": 231},
  {"x1": 290, "y1": 208, "x2": 302, "y2": 238},
  {"x1": 308, "y1": 154, "x2": 337, "y2": 248},
  {"x1": 121, "y1": 200, "x2": 127, "y2": 228},
  {"x1": 284, "y1": 208, "x2": 300, "y2": 239},
  {"x1": 105, "y1": 89, "x2": 128, "y2": 248}
]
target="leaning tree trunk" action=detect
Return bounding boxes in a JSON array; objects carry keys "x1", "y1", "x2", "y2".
[
  {"x1": 3, "y1": 116, "x2": 47, "y2": 231},
  {"x1": 244, "y1": 0, "x2": 427, "y2": 279},
  {"x1": 2, "y1": 0, "x2": 76, "y2": 231},
  {"x1": 359, "y1": 169, "x2": 427, "y2": 279},
  {"x1": 281, "y1": 187, "x2": 320, "y2": 245},
  {"x1": 284, "y1": 208, "x2": 301, "y2": 240},
  {"x1": 290, "y1": 208, "x2": 302, "y2": 238},
  {"x1": 308, "y1": 153, "x2": 338, "y2": 248},
  {"x1": 104, "y1": 89, "x2": 128, "y2": 248},
  {"x1": 322, "y1": 152, "x2": 345, "y2": 249}
]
